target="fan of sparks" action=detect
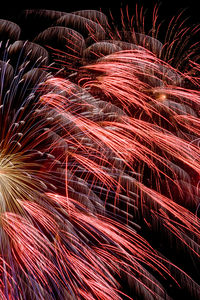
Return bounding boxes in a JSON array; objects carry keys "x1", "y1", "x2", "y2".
[{"x1": 0, "y1": 6, "x2": 200, "y2": 300}]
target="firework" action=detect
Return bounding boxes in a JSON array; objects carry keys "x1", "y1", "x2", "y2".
[{"x1": 0, "y1": 5, "x2": 200, "y2": 300}]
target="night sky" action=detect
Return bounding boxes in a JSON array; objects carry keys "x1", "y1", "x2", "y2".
[{"x1": 1, "y1": 0, "x2": 199, "y2": 24}]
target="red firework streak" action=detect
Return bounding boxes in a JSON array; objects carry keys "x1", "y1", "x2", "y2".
[{"x1": 0, "y1": 5, "x2": 200, "y2": 300}]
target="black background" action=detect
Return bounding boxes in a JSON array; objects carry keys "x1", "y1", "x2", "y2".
[{"x1": 0, "y1": 0, "x2": 199, "y2": 25}]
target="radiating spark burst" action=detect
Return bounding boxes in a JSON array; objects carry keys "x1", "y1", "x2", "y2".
[
  {"x1": 0, "y1": 4, "x2": 200, "y2": 300},
  {"x1": 0, "y1": 20, "x2": 172, "y2": 300}
]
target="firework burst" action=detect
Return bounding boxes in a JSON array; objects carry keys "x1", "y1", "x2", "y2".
[{"x1": 0, "y1": 5, "x2": 200, "y2": 300}]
